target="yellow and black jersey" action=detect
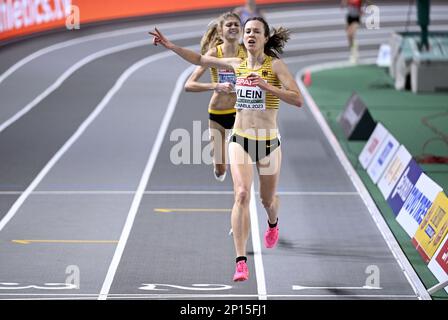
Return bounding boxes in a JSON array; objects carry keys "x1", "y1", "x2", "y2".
[
  {"x1": 210, "y1": 44, "x2": 246, "y2": 85},
  {"x1": 235, "y1": 55, "x2": 281, "y2": 110}
]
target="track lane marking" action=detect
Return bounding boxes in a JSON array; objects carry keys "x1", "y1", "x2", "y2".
[
  {"x1": 0, "y1": 293, "x2": 418, "y2": 299},
  {"x1": 0, "y1": 19, "x2": 213, "y2": 84},
  {"x1": 4, "y1": 4, "x2": 444, "y2": 85},
  {"x1": 0, "y1": 190, "x2": 360, "y2": 195},
  {"x1": 0, "y1": 31, "x2": 202, "y2": 135},
  {"x1": 250, "y1": 183, "x2": 267, "y2": 300},
  {"x1": 295, "y1": 63, "x2": 431, "y2": 300},
  {"x1": 0, "y1": 50, "x2": 197, "y2": 233},
  {"x1": 98, "y1": 65, "x2": 196, "y2": 300}
]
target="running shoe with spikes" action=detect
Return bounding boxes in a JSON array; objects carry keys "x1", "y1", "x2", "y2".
[
  {"x1": 264, "y1": 225, "x2": 279, "y2": 248},
  {"x1": 233, "y1": 260, "x2": 249, "y2": 282}
]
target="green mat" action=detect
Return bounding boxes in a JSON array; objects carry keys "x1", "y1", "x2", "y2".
[{"x1": 307, "y1": 64, "x2": 448, "y2": 300}]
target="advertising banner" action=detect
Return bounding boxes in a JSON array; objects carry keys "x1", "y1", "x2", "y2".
[
  {"x1": 387, "y1": 159, "x2": 423, "y2": 216},
  {"x1": 0, "y1": 0, "x2": 73, "y2": 41},
  {"x1": 396, "y1": 173, "x2": 443, "y2": 238},
  {"x1": 377, "y1": 145, "x2": 412, "y2": 200},
  {"x1": 428, "y1": 232, "x2": 448, "y2": 294},
  {"x1": 412, "y1": 192, "x2": 448, "y2": 263},
  {"x1": 366, "y1": 132, "x2": 399, "y2": 184},
  {"x1": 358, "y1": 122, "x2": 388, "y2": 169}
]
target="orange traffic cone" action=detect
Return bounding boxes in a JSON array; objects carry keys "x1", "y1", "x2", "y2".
[{"x1": 303, "y1": 69, "x2": 312, "y2": 87}]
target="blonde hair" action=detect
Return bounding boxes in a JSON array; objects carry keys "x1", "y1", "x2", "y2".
[{"x1": 200, "y1": 12, "x2": 241, "y2": 54}]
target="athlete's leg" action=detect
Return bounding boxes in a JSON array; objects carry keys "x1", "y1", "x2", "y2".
[
  {"x1": 350, "y1": 21, "x2": 359, "y2": 46},
  {"x1": 209, "y1": 119, "x2": 227, "y2": 176},
  {"x1": 229, "y1": 141, "x2": 254, "y2": 258},
  {"x1": 257, "y1": 146, "x2": 282, "y2": 224},
  {"x1": 347, "y1": 21, "x2": 359, "y2": 62}
]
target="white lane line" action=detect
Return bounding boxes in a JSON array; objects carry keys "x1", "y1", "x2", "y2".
[
  {"x1": 284, "y1": 51, "x2": 377, "y2": 65},
  {"x1": 0, "y1": 47, "x2": 372, "y2": 138},
  {"x1": 2, "y1": 6, "x2": 428, "y2": 83},
  {"x1": 2, "y1": 6, "x2": 447, "y2": 87},
  {"x1": 0, "y1": 293, "x2": 418, "y2": 299},
  {"x1": 0, "y1": 31, "x2": 202, "y2": 135},
  {"x1": 288, "y1": 58, "x2": 377, "y2": 71},
  {"x1": 249, "y1": 183, "x2": 267, "y2": 300},
  {"x1": 3, "y1": 12, "x2": 445, "y2": 135},
  {"x1": 286, "y1": 37, "x2": 392, "y2": 52},
  {"x1": 0, "y1": 190, "x2": 359, "y2": 195},
  {"x1": 0, "y1": 19, "x2": 211, "y2": 85},
  {"x1": 292, "y1": 285, "x2": 382, "y2": 291},
  {"x1": 0, "y1": 40, "x2": 376, "y2": 143},
  {"x1": 104, "y1": 294, "x2": 418, "y2": 299},
  {"x1": 2, "y1": 16, "x2": 443, "y2": 136},
  {"x1": 98, "y1": 65, "x2": 196, "y2": 301},
  {"x1": 266, "y1": 6, "x2": 448, "y2": 19},
  {"x1": 294, "y1": 64, "x2": 431, "y2": 300},
  {"x1": 0, "y1": 190, "x2": 235, "y2": 195},
  {"x1": 0, "y1": 6, "x2": 389, "y2": 84},
  {"x1": 278, "y1": 13, "x2": 448, "y2": 29},
  {"x1": 288, "y1": 24, "x2": 448, "y2": 41},
  {"x1": 276, "y1": 191, "x2": 359, "y2": 196},
  {"x1": 0, "y1": 50, "x2": 191, "y2": 233}
]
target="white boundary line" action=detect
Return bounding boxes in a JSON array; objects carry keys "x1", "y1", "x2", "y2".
[
  {"x1": 98, "y1": 293, "x2": 420, "y2": 299},
  {"x1": 288, "y1": 24, "x2": 448, "y2": 42},
  {"x1": 1, "y1": 7, "x2": 363, "y2": 84},
  {"x1": 0, "y1": 7, "x2": 443, "y2": 301},
  {"x1": 0, "y1": 31, "x2": 202, "y2": 135},
  {"x1": 3, "y1": 14, "x2": 446, "y2": 136},
  {"x1": 286, "y1": 37, "x2": 392, "y2": 52},
  {"x1": 0, "y1": 19, "x2": 211, "y2": 85},
  {"x1": 294, "y1": 62, "x2": 431, "y2": 300},
  {"x1": 284, "y1": 51, "x2": 378, "y2": 65},
  {"x1": 0, "y1": 50, "x2": 193, "y2": 233},
  {"x1": 0, "y1": 293, "x2": 418, "y2": 299},
  {"x1": 249, "y1": 183, "x2": 267, "y2": 300},
  {"x1": 97, "y1": 65, "x2": 196, "y2": 300},
  {"x1": 266, "y1": 5, "x2": 448, "y2": 19},
  {"x1": 277, "y1": 14, "x2": 448, "y2": 30},
  {"x1": 0, "y1": 190, "x2": 359, "y2": 195},
  {"x1": 3, "y1": 4, "x2": 443, "y2": 85}
]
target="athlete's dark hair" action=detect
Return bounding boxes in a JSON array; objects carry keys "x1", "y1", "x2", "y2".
[
  {"x1": 244, "y1": 17, "x2": 290, "y2": 58},
  {"x1": 200, "y1": 12, "x2": 242, "y2": 54}
]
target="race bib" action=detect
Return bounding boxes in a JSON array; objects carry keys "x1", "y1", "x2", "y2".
[
  {"x1": 235, "y1": 77, "x2": 266, "y2": 110},
  {"x1": 218, "y1": 69, "x2": 236, "y2": 85}
]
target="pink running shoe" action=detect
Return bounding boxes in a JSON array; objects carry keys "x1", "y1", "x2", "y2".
[
  {"x1": 233, "y1": 261, "x2": 249, "y2": 282},
  {"x1": 264, "y1": 226, "x2": 279, "y2": 248}
]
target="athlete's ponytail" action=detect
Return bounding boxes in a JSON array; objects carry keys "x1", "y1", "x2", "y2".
[
  {"x1": 244, "y1": 17, "x2": 290, "y2": 59},
  {"x1": 265, "y1": 26, "x2": 290, "y2": 58},
  {"x1": 200, "y1": 12, "x2": 242, "y2": 54},
  {"x1": 200, "y1": 20, "x2": 222, "y2": 54}
]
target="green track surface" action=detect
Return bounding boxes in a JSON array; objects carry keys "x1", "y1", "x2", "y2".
[{"x1": 307, "y1": 64, "x2": 448, "y2": 300}]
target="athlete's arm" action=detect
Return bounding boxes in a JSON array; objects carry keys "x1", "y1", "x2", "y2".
[
  {"x1": 149, "y1": 27, "x2": 241, "y2": 71},
  {"x1": 246, "y1": 59, "x2": 303, "y2": 107},
  {"x1": 184, "y1": 48, "x2": 234, "y2": 93},
  {"x1": 184, "y1": 65, "x2": 213, "y2": 92}
]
